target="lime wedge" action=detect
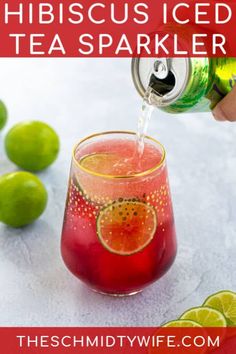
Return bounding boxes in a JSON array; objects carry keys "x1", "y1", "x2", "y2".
[
  {"x1": 203, "y1": 290, "x2": 236, "y2": 327},
  {"x1": 163, "y1": 320, "x2": 202, "y2": 327},
  {"x1": 180, "y1": 306, "x2": 227, "y2": 327}
]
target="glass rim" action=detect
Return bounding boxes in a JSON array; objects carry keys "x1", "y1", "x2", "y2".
[{"x1": 72, "y1": 131, "x2": 166, "y2": 179}]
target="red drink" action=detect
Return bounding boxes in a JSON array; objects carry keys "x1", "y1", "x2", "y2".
[{"x1": 61, "y1": 132, "x2": 177, "y2": 296}]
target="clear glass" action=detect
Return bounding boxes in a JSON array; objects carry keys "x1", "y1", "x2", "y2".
[{"x1": 61, "y1": 131, "x2": 177, "y2": 296}]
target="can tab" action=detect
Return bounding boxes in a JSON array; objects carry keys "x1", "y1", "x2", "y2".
[{"x1": 153, "y1": 59, "x2": 170, "y2": 80}]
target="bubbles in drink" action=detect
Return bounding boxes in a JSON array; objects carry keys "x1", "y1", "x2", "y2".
[{"x1": 77, "y1": 138, "x2": 163, "y2": 176}]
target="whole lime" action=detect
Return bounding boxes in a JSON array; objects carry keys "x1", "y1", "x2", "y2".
[
  {"x1": 0, "y1": 100, "x2": 8, "y2": 130},
  {"x1": 5, "y1": 121, "x2": 60, "y2": 171},
  {"x1": 0, "y1": 172, "x2": 48, "y2": 228}
]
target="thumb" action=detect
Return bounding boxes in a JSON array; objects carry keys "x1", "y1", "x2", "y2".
[{"x1": 213, "y1": 84, "x2": 236, "y2": 122}]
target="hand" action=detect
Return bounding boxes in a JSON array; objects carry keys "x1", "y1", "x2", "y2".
[{"x1": 213, "y1": 85, "x2": 236, "y2": 121}]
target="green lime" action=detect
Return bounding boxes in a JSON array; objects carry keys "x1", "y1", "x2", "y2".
[
  {"x1": 180, "y1": 306, "x2": 227, "y2": 327},
  {"x1": 0, "y1": 172, "x2": 48, "y2": 228},
  {"x1": 203, "y1": 290, "x2": 236, "y2": 326},
  {"x1": 0, "y1": 100, "x2": 8, "y2": 130},
  {"x1": 163, "y1": 320, "x2": 202, "y2": 327},
  {"x1": 5, "y1": 121, "x2": 60, "y2": 171}
]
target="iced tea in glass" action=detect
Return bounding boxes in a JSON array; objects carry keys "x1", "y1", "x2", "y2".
[{"x1": 61, "y1": 131, "x2": 177, "y2": 296}]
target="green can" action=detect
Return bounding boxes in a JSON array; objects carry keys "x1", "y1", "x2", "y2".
[{"x1": 131, "y1": 57, "x2": 236, "y2": 113}]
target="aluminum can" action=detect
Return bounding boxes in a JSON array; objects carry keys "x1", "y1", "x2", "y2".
[{"x1": 132, "y1": 57, "x2": 236, "y2": 113}]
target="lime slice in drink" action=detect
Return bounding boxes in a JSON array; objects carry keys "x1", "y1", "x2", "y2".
[
  {"x1": 80, "y1": 153, "x2": 121, "y2": 175},
  {"x1": 97, "y1": 200, "x2": 157, "y2": 255},
  {"x1": 163, "y1": 320, "x2": 202, "y2": 327},
  {"x1": 78, "y1": 153, "x2": 139, "y2": 204},
  {"x1": 180, "y1": 306, "x2": 227, "y2": 327},
  {"x1": 203, "y1": 291, "x2": 236, "y2": 327},
  {"x1": 78, "y1": 153, "x2": 124, "y2": 204}
]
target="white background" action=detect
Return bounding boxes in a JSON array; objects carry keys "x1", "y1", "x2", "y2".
[{"x1": 0, "y1": 58, "x2": 235, "y2": 326}]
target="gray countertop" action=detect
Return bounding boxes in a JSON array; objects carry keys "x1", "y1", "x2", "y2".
[{"x1": 0, "y1": 59, "x2": 235, "y2": 326}]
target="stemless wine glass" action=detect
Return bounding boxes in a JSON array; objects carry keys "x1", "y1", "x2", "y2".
[{"x1": 61, "y1": 131, "x2": 177, "y2": 296}]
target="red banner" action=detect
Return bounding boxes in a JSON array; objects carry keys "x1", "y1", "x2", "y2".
[
  {"x1": 0, "y1": 327, "x2": 235, "y2": 353},
  {"x1": 0, "y1": 0, "x2": 235, "y2": 57}
]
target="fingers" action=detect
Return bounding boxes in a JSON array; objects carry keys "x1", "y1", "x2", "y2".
[{"x1": 213, "y1": 84, "x2": 236, "y2": 122}]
